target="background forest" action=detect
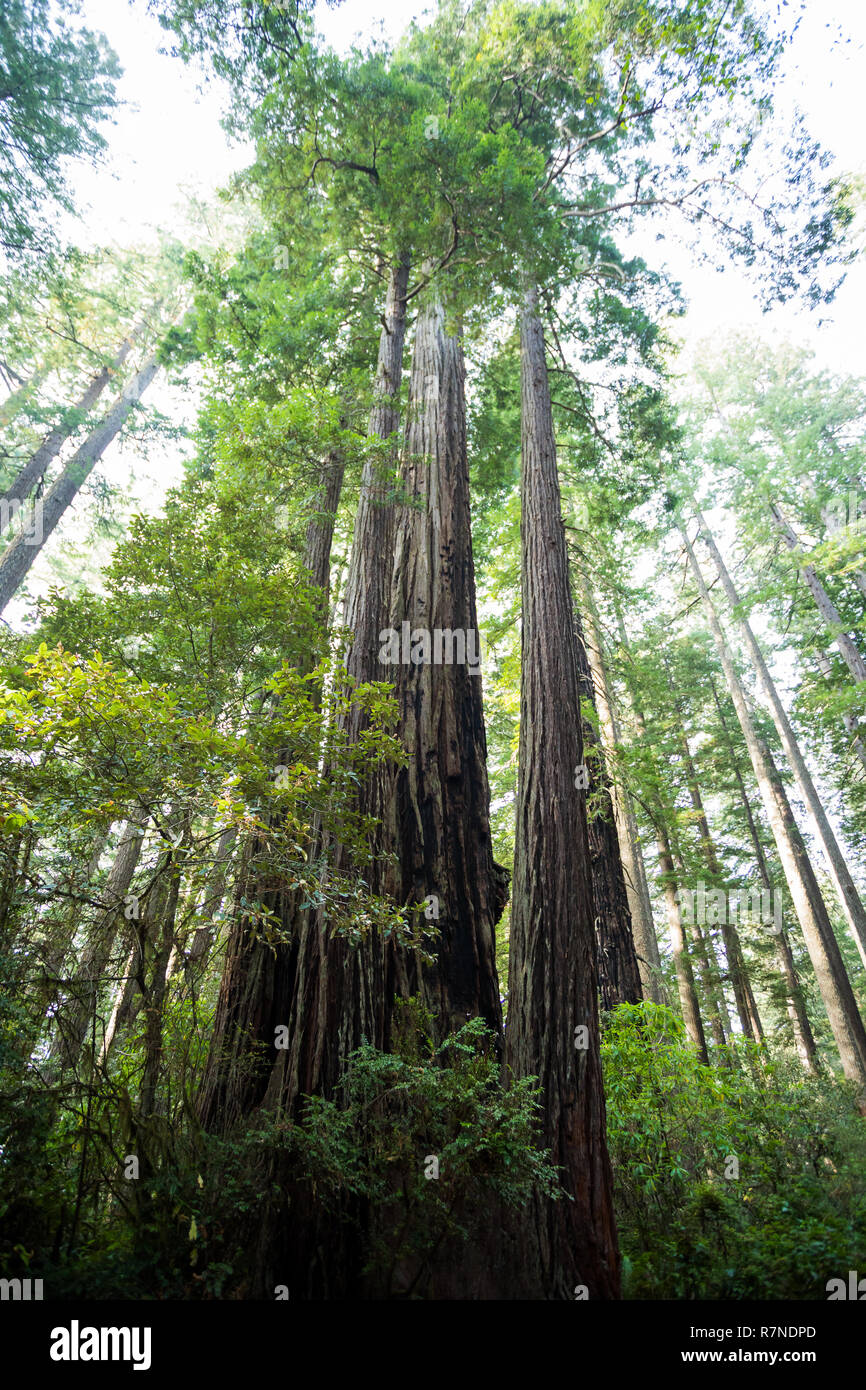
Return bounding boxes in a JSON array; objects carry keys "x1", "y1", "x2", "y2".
[{"x1": 2, "y1": 0, "x2": 866, "y2": 1303}]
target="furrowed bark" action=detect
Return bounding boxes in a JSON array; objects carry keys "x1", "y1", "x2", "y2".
[
  {"x1": 383, "y1": 293, "x2": 506, "y2": 1038},
  {"x1": 199, "y1": 260, "x2": 410, "y2": 1138},
  {"x1": 505, "y1": 282, "x2": 619, "y2": 1299}
]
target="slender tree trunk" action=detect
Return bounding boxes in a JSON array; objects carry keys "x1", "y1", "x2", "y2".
[
  {"x1": 505, "y1": 282, "x2": 619, "y2": 1300},
  {"x1": 694, "y1": 503, "x2": 866, "y2": 971},
  {"x1": 712, "y1": 678, "x2": 818, "y2": 1068},
  {"x1": 303, "y1": 446, "x2": 345, "y2": 613},
  {"x1": 138, "y1": 857, "x2": 183, "y2": 1124},
  {"x1": 674, "y1": 856, "x2": 731, "y2": 1053},
  {"x1": 769, "y1": 500, "x2": 866, "y2": 682},
  {"x1": 0, "y1": 356, "x2": 160, "y2": 613},
  {"x1": 100, "y1": 941, "x2": 138, "y2": 1064},
  {"x1": 175, "y1": 825, "x2": 236, "y2": 976},
  {"x1": 676, "y1": 723, "x2": 763, "y2": 1042},
  {"x1": 35, "y1": 825, "x2": 109, "y2": 1024},
  {"x1": 0, "y1": 332, "x2": 138, "y2": 511},
  {"x1": 577, "y1": 582, "x2": 664, "y2": 1003},
  {"x1": 681, "y1": 521, "x2": 866, "y2": 1098},
  {"x1": 49, "y1": 819, "x2": 145, "y2": 1071},
  {"x1": 810, "y1": 644, "x2": 866, "y2": 774},
  {"x1": 653, "y1": 815, "x2": 710, "y2": 1061},
  {"x1": 574, "y1": 612, "x2": 642, "y2": 1009}
]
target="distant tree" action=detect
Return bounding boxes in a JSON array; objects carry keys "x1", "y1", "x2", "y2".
[{"x1": 0, "y1": 0, "x2": 120, "y2": 264}]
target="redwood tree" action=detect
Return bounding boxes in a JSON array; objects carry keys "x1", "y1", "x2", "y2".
[{"x1": 506, "y1": 282, "x2": 619, "y2": 1299}]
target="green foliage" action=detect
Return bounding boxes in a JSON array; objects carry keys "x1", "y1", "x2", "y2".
[
  {"x1": 295, "y1": 1008, "x2": 560, "y2": 1295},
  {"x1": 1, "y1": 1008, "x2": 558, "y2": 1300},
  {"x1": 604, "y1": 1002, "x2": 866, "y2": 1298},
  {"x1": 0, "y1": 0, "x2": 120, "y2": 265}
]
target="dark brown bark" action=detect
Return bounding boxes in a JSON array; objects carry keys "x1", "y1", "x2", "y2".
[
  {"x1": 381, "y1": 293, "x2": 505, "y2": 1038},
  {"x1": 505, "y1": 282, "x2": 619, "y2": 1299},
  {"x1": 199, "y1": 261, "x2": 410, "y2": 1138}
]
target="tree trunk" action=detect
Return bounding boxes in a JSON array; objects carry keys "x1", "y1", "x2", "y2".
[
  {"x1": 505, "y1": 282, "x2": 619, "y2": 1299},
  {"x1": 769, "y1": 500, "x2": 866, "y2": 682},
  {"x1": 0, "y1": 356, "x2": 160, "y2": 613},
  {"x1": 175, "y1": 825, "x2": 236, "y2": 977},
  {"x1": 577, "y1": 581, "x2": 664, "y2": 1003},
  {"x1": 676, "y1": 722, "x2": 763, "y2": 1042},
  {"x1": 653, "y1": 816, "x2": 709, "y2": 1061},
  {"x1": 694, "y1": 502, "x2": 866, "y2": 971},
  {"x1": 199, "y1": 260, "x2": 410, "y2": 1137},
  {"x1": 303, "y1": 446, "x2": 345, "y2": 613},
  {"x1": 681, "y1": 521, "x2": 866, "y2": 1099},
  {"x1": 0, "y1": 331, "x2": 138, "y2": 511},
  {"x1": 49, "y1": 819, "x2": 146, "y2": 1072},
  {"x1": 574, "y1": 611, "x2": 642, "y2": 1009},
  {"x1": 382, "y1": 292, "x2": 506, "y2": 1038},
  {"x1": 711, "y1": 678, "x2": 818, "y2": 1069}
]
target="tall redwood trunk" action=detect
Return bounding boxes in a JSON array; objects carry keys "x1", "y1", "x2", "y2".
[
  {"x1": 198, "y1": 265, "x2": 412, "y2": 1307},
  {"x1": 505, "y1": 282, "x2": 619, "y2": 1299},
  {"x1": 383, "y1": 293, "x2": 506, "y2": 1038}
]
